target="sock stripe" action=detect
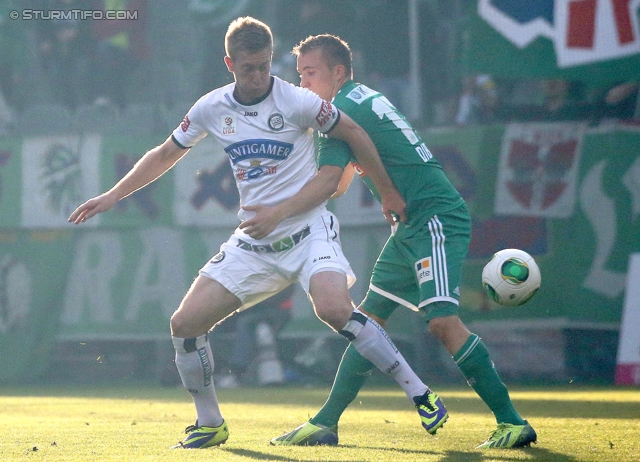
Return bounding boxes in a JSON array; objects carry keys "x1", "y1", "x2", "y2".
[{"x1": 455, "y1": 334, "x2": 481, "y2": 365}]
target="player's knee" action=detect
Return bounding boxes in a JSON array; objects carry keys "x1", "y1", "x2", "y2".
[
  {"x1": 170, "y1": 310, "x2": 194, "y2": 338},
  {"x1": 314, "y1": 297, "x2": 352, "y2": 330}
]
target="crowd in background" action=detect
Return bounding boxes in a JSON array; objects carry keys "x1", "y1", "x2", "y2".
[{"x1": 1, "y1": 0, "x2": 637, "y2": 136}]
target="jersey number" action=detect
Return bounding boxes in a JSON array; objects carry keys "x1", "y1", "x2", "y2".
[{"x1": 371, "y1": 97, "x2": 432, "y2": 162}]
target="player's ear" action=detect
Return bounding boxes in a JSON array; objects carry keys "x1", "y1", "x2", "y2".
[
  {"x1": 224, "y1": 56, "x2": 233, "y2": 73},
  {"x1": 335, "y1": 64, "x2": 346, "y2": 80}
]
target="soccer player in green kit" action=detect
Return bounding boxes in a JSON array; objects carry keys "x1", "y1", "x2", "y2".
[{"x1": 271, "y1": 34, "x2": 537, "y2": 449}]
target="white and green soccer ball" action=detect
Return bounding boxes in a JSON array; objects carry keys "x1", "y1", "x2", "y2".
[{"x1": 482, "y1": 249, "x2": 541, "y2": 307}]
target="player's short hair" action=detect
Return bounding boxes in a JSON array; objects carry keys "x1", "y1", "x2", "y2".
[
  {"x1": 292, "y1": 34, "x2": 352, "y2": 79},
  {"x1": 225, "y1": 16, "x2": 273, "y2": 60}
]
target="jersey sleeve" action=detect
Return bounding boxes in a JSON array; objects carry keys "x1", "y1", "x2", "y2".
[
  {"x1": 171, "y1": 98, "x2": 208, "y2": 148},
  {"x1": 296, "y1": 87, "x2": 340, "y2": 134},
  {"x1": 317, "y1": 133, "x2": 351, "y2": 169}
]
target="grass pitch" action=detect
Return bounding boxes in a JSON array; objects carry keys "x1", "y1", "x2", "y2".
[{"x1": 1, "y1": 385, "x2": 639, "y2": 461}]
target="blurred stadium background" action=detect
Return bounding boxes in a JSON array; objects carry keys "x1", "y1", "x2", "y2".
[{"x1": 0, "y1": 0, "x2": 638, "y2": 389}]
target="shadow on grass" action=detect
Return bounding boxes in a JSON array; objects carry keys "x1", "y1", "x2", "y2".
[
  {"x1": 2, "y1": 385, "x2": 639, "y2": 420},
  {"x1": 440, "y1": 446, "x2": 579, "y2": 462},
  {"x1": 222, "y1": 445, "x2": 579, "y2": 462}
]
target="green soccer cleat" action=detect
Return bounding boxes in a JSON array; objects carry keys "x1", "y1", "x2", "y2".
[
  {"x1": 270, "y1": 421, "x2": 339, "y2": 446},
  {"x1": 414, "y1": 390, "x2": 449, "y2": 435},
  {"x1": 476, "y1": 420, "x2": 537, "y2": 449},
  {"x1": 171, "y1": 420, "x2": 229, "y2": 449}
]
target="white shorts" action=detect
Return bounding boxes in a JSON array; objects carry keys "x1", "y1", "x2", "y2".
[{"x1": 199, "y1": 210, "x2": 356, "y2": 309}]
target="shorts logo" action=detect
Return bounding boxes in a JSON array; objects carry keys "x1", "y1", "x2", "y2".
[
  {"x1": 222, "y1": 115, "x2": 236, "y2": 135},
  {"x1": 211, "y1": 251, "x2": 225, "y2": 263},
  {"x1": 313, "y1": 255, "x2": 331, "y2": 263},
  {"x1": 268, "y1": 113, "x2": 284, "y2": 131},
  {"x1": 415, "y1": 257, "x2": 433, "y2": 284}
]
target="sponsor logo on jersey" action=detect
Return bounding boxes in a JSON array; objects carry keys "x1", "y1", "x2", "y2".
[
  {"x1": 244, "y1": 111, "x2": 258, "y2": 116},
  {"x1": 235, "y1": 160, "x2": 277, "y2": 181},
  {"x1": 346, "y1": 85, "x2": 377, "y2": 105},
  {"x1": 180, "y1": 114, "x2": 191, "y2": 132},
  {"x1": 224, "y1": 139, "x2": 293, "y2": 164},
  {"x1": 315, "y1": 100, "x2": 335, "y2": 127},
  {"x1": 222, "y1": 115, "x2": 236, "y2": 135},
  {"x1": 268, "y1": 113, "x2": 284, "y2": 131},
  {"x1": 415, "y1": 257, "x2": 433, "y2": 284}
]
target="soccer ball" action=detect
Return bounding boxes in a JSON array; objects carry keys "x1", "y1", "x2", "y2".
[{"x1": 482, "y1": 249, "x2": 541, "y2": 306}]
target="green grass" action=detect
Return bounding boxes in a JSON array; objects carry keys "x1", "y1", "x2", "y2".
[{"x1": 1, "y1": 385, "x2": 639, "y2": 461}]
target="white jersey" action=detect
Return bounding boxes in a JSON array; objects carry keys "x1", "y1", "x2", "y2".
[{"x1": 172, "y1": 76, "x2": 340, "y2": 244}]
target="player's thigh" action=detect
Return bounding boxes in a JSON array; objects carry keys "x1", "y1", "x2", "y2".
[
  {"x1": 290, "y1": 210, "x2": 356, "y2": 293},
  {"x1": 308, "y1": 270, "x2": 353, "y2": 329},
  {"x1": 171, "y1": 274, "x2": 242, "y2": 338},
  {"x1": 362, "y1": 235, "x2": 420, "y2": 319},
  {"x1": 416, "y1": 206, "x2": 471, "y2": 320}
]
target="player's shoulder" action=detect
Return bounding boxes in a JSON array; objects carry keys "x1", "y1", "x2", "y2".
[
  {"x1": 273, "y1": 76, "x2": 318, "y2": 101},
  {"x1": 336, "y1": 82, "x2": 379, "y2": 106},
  {"x1": 191, "y1": 83, "x2": 235, "y2": 111}
]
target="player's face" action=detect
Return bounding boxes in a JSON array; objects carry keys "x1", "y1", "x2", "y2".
[
  {"x1": 297, "y1": 49, "x2": 339, "y2": 101},
  {"x1": 226, "y1": 48, "x2": 272, "y2": 101}
]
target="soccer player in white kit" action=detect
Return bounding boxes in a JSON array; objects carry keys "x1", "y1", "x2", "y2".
[{"x1": 69, "y1": 17, "x2": 437, "y2": 448}]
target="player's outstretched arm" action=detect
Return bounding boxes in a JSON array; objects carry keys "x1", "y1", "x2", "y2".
[
  {"x1": 68, "y1": 136, "x2": 189, "y2": 224},
  {"x1": 239, "y1": 165, "x2": 344, "y2": 240},
  {"x1": 328, "y1": 112, "x2": 406, "y2": 224}
]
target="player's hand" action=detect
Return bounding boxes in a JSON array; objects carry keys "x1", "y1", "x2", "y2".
[
  {"x1": 239, "y1": 205, "x2": 285, "y2": 240},
  {"x1": 68, "y1": 191, "x2": 118, "y2": 224},
  {"x1": 381, "y1": 189, "x2": 406, "y2": 225}
]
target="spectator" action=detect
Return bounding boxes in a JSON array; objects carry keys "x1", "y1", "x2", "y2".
[
  {"x1": 215, "y1": 285, "x2": 295, "y2": 388},
  {"x1": 455, "y1": 74, "x2": 498, "y2": 126},
  {"x1": 92, "y1": 0, "x2": 149, "y2": 107},
  {"x1": 602, "y1": 81, "x2": 640, "y2": 122},
  {"x1": 37, "y1": 0, "x2": 94, "y2": 108},
  {"x1": 496, "y1": 78, "x2": 592, "y2": 122}
]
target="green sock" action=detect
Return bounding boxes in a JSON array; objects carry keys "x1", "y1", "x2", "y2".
[
  {"x1": 454, "y1": 334, "x2": 525, "y2": 426},
  {"x1": 310, "y1": 343, "x2": 374, "y2": 427}
]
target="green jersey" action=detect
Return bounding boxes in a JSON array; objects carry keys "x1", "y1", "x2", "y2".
[{"x1": 318, "y1": 80, "x2": 464, "y2": 216}]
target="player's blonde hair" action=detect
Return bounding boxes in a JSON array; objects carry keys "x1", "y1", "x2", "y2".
[
  {"x1": 225, "y1": 16, "x2": 273, "y2": 60},
  {"x1": 292, "y1": 34, "x2": 353, "y2": 79}
]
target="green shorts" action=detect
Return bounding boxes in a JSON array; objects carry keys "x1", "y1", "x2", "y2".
[{"x1": 361, "y1": 203, "x2": 471, "y2": 323}]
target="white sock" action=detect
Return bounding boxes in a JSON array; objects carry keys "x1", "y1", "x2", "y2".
[
  {"x1": 172, "y1": 334, "x2": 224, "y2": 427},
  {"x1": 342, "y1": 310, "x2": 429, "y2": 401}
]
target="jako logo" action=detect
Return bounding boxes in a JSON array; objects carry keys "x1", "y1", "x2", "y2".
[{"x1": 478, "y1": 0, "x2": 640, "y2": 67}]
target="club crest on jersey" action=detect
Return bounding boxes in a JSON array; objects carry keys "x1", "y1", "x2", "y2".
[
  {"x1": 415, "y1": 257, "x2": 433, "y2": 284},
  {"x1": 268, "y1": 113, "x2": 284, "y2": 131},
  {"x1": 222, "y1": 115, "x2": 236, "y2": 135},
  {"x1": 211, "y1": 251, "x2": 225, "y2": 263}
]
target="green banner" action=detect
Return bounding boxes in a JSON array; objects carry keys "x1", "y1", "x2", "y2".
[
  {"x1": 0, "y1": 230, "x2": 74, "y2": 382},
  {"x1": 1, "y1": 126, "x2": 639, "y2": 382},
  {"x1": 422, "y1": 124, "x2": 640, "y2": 323},
  {"x1": 463, "y1": 1, "x2": 640, "y2": 86}
]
